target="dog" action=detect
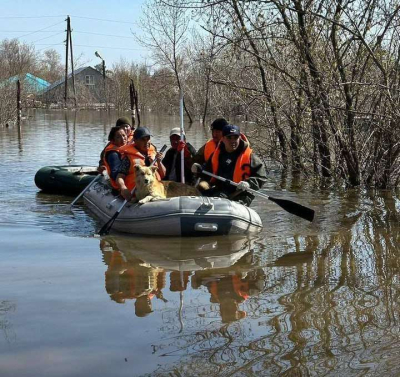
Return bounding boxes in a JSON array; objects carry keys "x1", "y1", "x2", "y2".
[{"x1": 134, "y1": 164, "x2": 200, "y2": 204}]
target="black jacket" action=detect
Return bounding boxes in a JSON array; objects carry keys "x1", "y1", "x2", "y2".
[
  {"x1": 162, "y1": 143, "x2": 196, "y2": 183},
  {"x1": 203, "y1": 140, "x2": 267, "y2": 206}
]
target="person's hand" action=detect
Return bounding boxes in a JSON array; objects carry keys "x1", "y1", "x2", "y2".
[
  {"x1": 121, "y1": 188, "x2": 132, "y2": 201},
  {"x1": 177, "y1": 141, "x2": 190, "y2": 157},
  {"x1": 155, "y1": 151, "x2": 164, "y2": 161},
  {"x1": 97, "y1": 165, "x2": 106, "y2": 174},
  {"x1": 237, "y1": 181, "x2": 250, "y2": 191},
  {"x1": 191, "y1": 163, "x2": 203, "y2": 174}
]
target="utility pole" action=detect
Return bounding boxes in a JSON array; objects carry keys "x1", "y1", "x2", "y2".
[
  {"x1": 69, "y1": 19, "x2": 77, "y2": 108},
  {"x1": 64, "y1": 15, "x2": 70, "y2": 107}
]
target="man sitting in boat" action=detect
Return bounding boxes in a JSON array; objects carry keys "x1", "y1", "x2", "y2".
[
  {"x1": 101, "y1": 126, "x2": 128, "y2": 192},
  {"x1": 193, "y1": 117, "x2": 228, "y2": 165},
  {"x1": 116, "y1": 116, "x2": 134, "y2": 143},
  {"x1": 116, "y1": 126, "x2": 166, "y2": 201},
  {"x1": 194, "y1": 124, "x2": 267, "y2": 206},
  {"x1": 162, "y1": 127, "x2": 196, "y2": 184}
]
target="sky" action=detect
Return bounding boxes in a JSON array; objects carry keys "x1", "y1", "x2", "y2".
[{"x1": 0, "y1": 0, "x2": 151, "y2": 69}]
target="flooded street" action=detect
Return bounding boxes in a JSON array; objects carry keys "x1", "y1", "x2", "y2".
[{"x1": 1, "y1": 110, "x2": 400, "y2": 376}]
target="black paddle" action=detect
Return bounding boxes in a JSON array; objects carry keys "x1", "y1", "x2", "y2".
[
  {"x1": 98, "y1": 144, "x2": 167, "y2": 236},
  {"x1": 198, "y1": 168, "x2": 315, "y2": 222}
]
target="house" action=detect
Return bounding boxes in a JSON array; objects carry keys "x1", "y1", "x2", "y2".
[
  {"x1": 2, "y1": 73, "x2": 50, "y2": 94},
  {"x1": 39, "y1": 66, "x2": 109, "y2": 107}
]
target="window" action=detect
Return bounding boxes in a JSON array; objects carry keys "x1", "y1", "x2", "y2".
[{"x1": 85, "y1": 75, "x2": 94, "y2": 85}]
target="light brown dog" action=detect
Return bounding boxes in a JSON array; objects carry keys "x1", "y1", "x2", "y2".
[{"x1": 134, "y1": 164, "x2": 200, "y2": 204}]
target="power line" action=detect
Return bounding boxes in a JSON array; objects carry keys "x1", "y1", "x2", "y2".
[
  {"x1": 34, "y1": 43, "x2": 143, "y2": 51},
  {"x1": 35, "y1": 43, "x2": 65, "y2": 52},
  {"x1": 0, "y1": 15, "x2": 65, "y2": 19},
  {"x1": 73, "y1": 30, "x2": 135, "y2": 39},
  {"x1": 0, "y1": 30, "x2": 64, "y2": 33},
  {"x1": 70, "y1": 15, "x2": 135, "y2": 24},
  {"x1": 0, "y1": 29, "x2": 136, "y2": 40},
  {"x1": 16, "y1": 20, "x2": 65, "y2": 39},
  {"x1": 74, "y1": 44, "x2": 144, "y2": 51},
  {"x1": 32, "y1": 31, "x2": 65, "y2": 43}
]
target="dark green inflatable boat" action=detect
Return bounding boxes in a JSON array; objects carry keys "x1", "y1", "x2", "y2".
[{"x1": 35, "y1": 165, "x2": 98, "y2": 195}]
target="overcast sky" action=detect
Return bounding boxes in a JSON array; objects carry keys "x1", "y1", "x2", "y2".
[{"x1": 0, "y1": 0, "x2": 151, "y2": 69}]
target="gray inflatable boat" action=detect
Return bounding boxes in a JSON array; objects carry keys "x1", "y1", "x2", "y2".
[{"x1": 83, "y1": 178, "x2": 263, "y2": 236}]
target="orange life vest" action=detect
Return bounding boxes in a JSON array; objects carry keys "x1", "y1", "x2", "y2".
[
  {"x1": 210, "y1": 142, "x2": 252, "y2": 183},
  {"x1": 204, "y1": 133, "x2": 249, "y2": 162},
  {"x1": 209, "y1": 275, "x2": 249, "y2": 301},
  {"x1": 204, "y1": 139, "x2": 218, "y2": 162},
  {"x1": 119, "y1": 143, "x2": 159, "y2": 191},
  {"x1": 232, "y1": 275, "x2": 249, "y2": 300},
  {"x1": 103, "y1": 143, "x2": 123, "y2": 189}
]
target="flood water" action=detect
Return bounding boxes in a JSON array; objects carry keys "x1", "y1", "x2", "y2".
[{"x1": 1, "y1": 110, "x2": 400, "y2": 376}]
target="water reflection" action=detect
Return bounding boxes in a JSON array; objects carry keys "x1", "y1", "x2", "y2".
[
  {"x1": 3, "y1": 110, "x2": 400, "y2": 375},
  {"x1": 0, "y1": 301, "x2": 16, "y2": 343},
  {"x1": 192, "y1": 261, "x2": 265, "y2": 323},
  {"x1": 100, "y1": 235, "x2": 262, "y2": 323},
  {"x1": 31, "y1": 192, "x2": 98, "y2": 237},
  {"x1": 125, "y1": 200, "x2": 400, "y2": 376},
  {"x1": 64, "y1": 111, "x2": 76, "y2": 164},
  {"x1": 101, "y1": 239, "x2": 166, "y2": 317}
]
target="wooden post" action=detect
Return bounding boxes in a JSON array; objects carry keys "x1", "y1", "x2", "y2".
[
  {"x1": 102, "y1": 60, "x2": 107, "y2": 109},
  {"x1": 17, "y1": 80, "x2": 21, "y2": 124},
  {"x1": 130, "y1": 79, "x2": 140, "y2": 127},
  {"x1": 64, "y1": 16, "x2": 70, "y2": 107},
  {"x1": 69, "y1": 18, "x2": 77, "y2": 108},
  {"x1": 129, "y1": 80, "x2": 136, "y2": 127},
  {"x1": 134, "y1": 86, "x2": 140, "y2": 127}
]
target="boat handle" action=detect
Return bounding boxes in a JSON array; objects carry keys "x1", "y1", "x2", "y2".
[{"x1": 195, "y1": 223, "x2": 218, "y2": 232}]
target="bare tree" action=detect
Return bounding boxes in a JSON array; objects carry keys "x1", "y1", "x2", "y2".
[
  {"x1": 38, "y1": 49, "x2": 64, "y2": 83},
  {"x1": 0, "y1": 39, "x2": 38, "y2": 80},
  {"x1": 137, "y1": 0, "x2": 193, "y2": 122}
]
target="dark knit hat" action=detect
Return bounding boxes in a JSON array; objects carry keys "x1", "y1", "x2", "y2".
[
  {"x1": 115, "y1": 116, "x2": 131, "y2": 127},
  {"x1": 211, "y1": 118, "x2": 228, "y2": 131}
]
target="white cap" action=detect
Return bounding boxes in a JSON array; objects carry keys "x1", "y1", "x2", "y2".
[{"x1": 170, "y1": 127, "x2": 184, "y2": 137}]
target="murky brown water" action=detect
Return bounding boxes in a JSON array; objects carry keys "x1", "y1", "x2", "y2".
[{"x1": 1, "y1": 110, "x2": 400, "y2": 376}]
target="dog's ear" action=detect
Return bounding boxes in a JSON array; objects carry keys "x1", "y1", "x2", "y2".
[
  {"x1": 134, "y1": 164, "x2": 142, "y2": 172},
  {"x1": 151, "y1": 166, "x2": 158, "y2": 173}
]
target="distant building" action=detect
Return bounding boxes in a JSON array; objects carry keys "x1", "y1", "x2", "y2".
[
  {"x1": 39, "y1": 66, "x2": 110, "y2": 107},
  {"x1": 2, "y1": 73, "x2": 50, "y2": 94}
]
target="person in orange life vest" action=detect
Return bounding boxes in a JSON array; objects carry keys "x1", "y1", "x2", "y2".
[
  {"x1": 162, "y1": 127, "x2": 197, "y2": 184},
  {"x1": 193, "y1": 118, "x2": 228, "y2": 166},
  {"x1": 205, "y1": 274, "x2": 248, "y2": 323},
  {"x1": 116, "y1": 126, "x2": 166, "y2": 201},
  {"x1": 98, "y1": 126, "x2": 127, "y2": 191},
  {"x1": 169, "y1": 271, "x2": 191, "y2": 292},
  {"x1": 116, "y1": 116, "x2": 134, "y2": 143},
  {"x1": 97, "y1": 117, "x2": 132, "y2": 174},
  {"x1": 194, "y1": 124, "x2": 267, "y2": 207}
]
